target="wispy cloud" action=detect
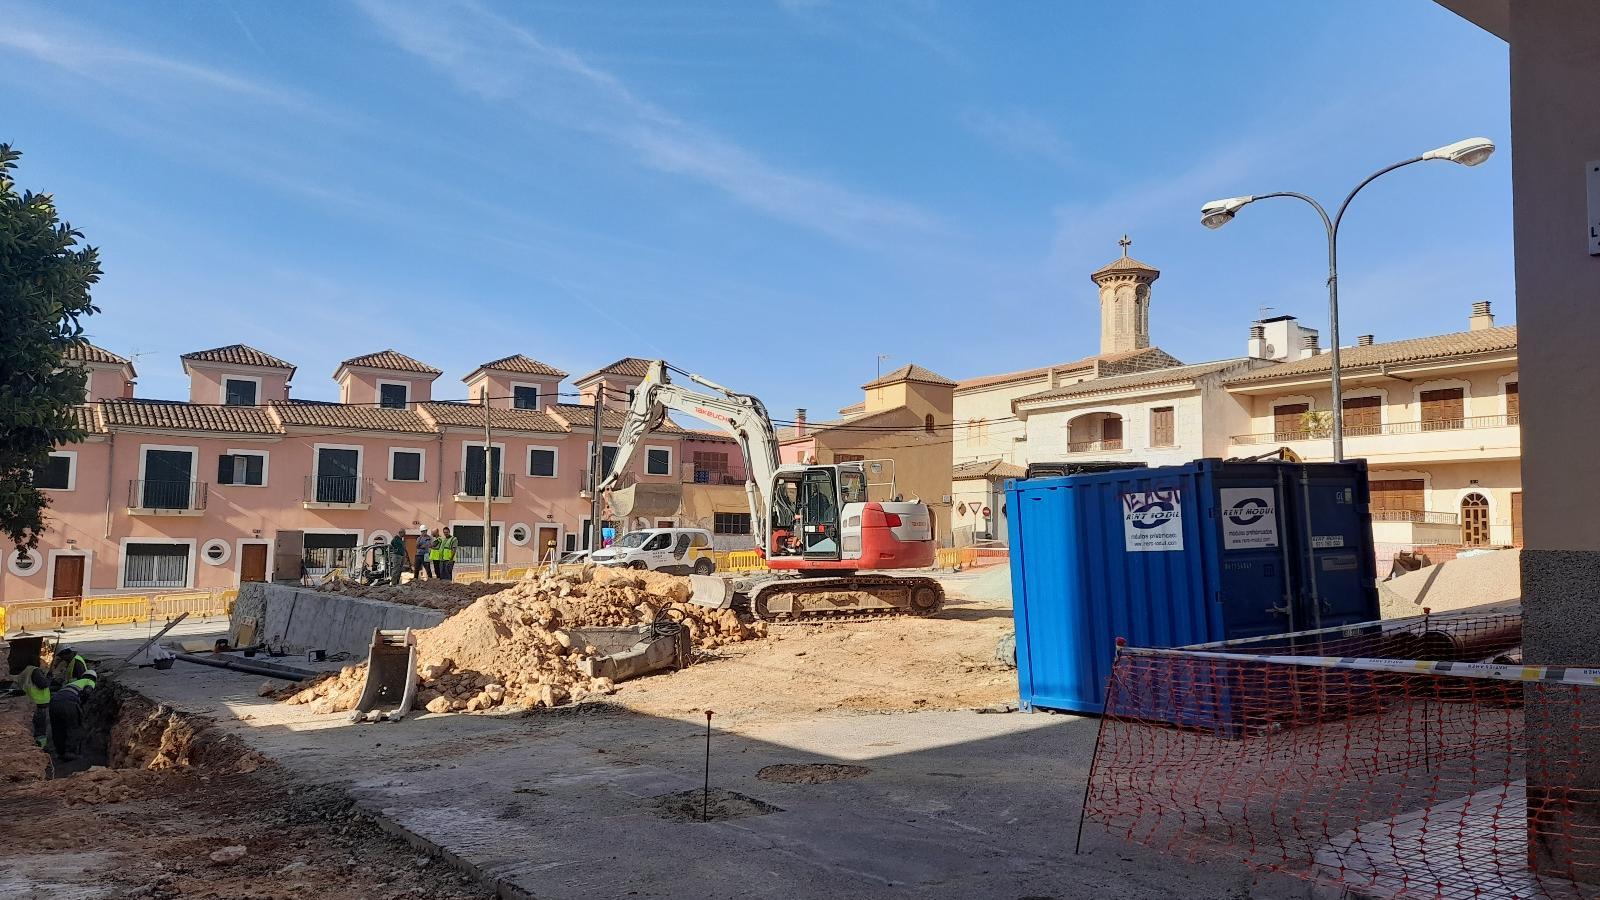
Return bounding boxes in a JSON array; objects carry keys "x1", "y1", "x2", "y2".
[
  {"x1": 773, "y1": 0, "x2": 964, "y2": 67},
  {"x1": 355, "y1": 0, "x2": 941, "y2": 244},
  {"x1": 0, "y1": 17, "x2": 308, "y2": 112},
  {"x1": 961, "y1": 107, "x2": 1076, "y2": 169}
]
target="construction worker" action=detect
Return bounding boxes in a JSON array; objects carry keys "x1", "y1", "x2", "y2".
[
  {"x1": 8, "y1": 665, "x2": 53, "y2": 750},
  {"x1": 414, "y1": 530, "x2": 434, "y2": 580},
  {"x1": 49, "y1": 669, "x2": 96, "y2": 761},
  {"x1": 439, "y1": 527, "x2": 457, "y2": 580},
  {"x1": 53, "y1": 645, "x2": 89, "y2": 684},
  {"x1": 389, "y1": 530, "x2": 408, "y2": 585}
]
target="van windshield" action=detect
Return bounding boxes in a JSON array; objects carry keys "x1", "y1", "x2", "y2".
[{"x1": 613, "y1": 532, "x2": 651, "y2": 549}]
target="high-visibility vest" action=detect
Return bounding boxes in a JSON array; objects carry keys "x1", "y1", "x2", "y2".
[
  {"x1": 60, "y1": 654, "x2": 87, "y2": 681},
  {"x1": 429, "y1": 540, "x2": 443, "y2": 561},
  {"x1": 441, "y1": 536, "x2": 458, "y2": 560},
  {"x1": 17, "y1": 666, "x2": 49, "y2": 706},
  {"x1": 66, "y1": 677, "x2": 96, "y2": 692}
]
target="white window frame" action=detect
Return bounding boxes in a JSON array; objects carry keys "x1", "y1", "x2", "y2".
[
  {"x1": 510, "y1": 382, "x2": 543, "y2": 411},
  {"x1": 201, "y1": 538, "x2": 232, "y2": 566},
  {"x1": 223, "y1": 447, "x2": 270, "y2": 487},
  {"x1": 644, "y1": 444, "x2": 673, "y2": 477},
  {"x1": 448, "y1": 518, "x2": 506, "y2": 565},
  {"x1": 45, "y1": 549, "x2": 93, "y2": 597},
  {"x1": 376, "y1": 380, "x2": 412, "y2": 409},
  {"x1": 221, "y1": 375, "x2": 262, "y2": 406},
  {"x1": 586, "y1": 441, "x2": 621, "y2": 480},
  {"x1": 312, "y1": 443, "x2": 365, "y2": 481},
  {"x1": 37, "y1": 450, "x2": 77, "y2": 492},
  {"x1": 508, "y1": 522, "x2": 532, "y2": 546},
  {"x1": 388, "y1": 446, "x2": 427, "y2": 482},
  {"x1": 234, "y1": 538, "x2": 273, "y2": 585},
  {"x1": 527, "y1": 445, "x2": 559, "y2": 478},
  {"x1": 118, "y1": 537, "x2": 197, "y2": 590}
]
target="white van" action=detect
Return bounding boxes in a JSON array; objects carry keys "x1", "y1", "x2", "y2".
[{"x1": 590, "y1": 527, "x2": 717, "y2": 575}]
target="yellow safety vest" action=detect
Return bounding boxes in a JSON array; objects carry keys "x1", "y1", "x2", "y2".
[
  {"x1": 441, "y1": 536, "x2": 457, "y2": 560},
  {"x1": 67, "y1": 677, "x2": 96, "y2": 692},
  {"x1": 429, "y1": 541, "x2": 443, "y2": 561},
  {"x1": 17, "y1": 666, "x2": 49, "y2": 706}
]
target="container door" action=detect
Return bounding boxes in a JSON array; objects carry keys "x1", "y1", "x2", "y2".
[
  {"x1": 1285, "y1": 464, "x2": 1379, "y2": 629},
  {"x1": 1008, "y1": 481, "x2": 1090, "y2": 713},
  {"x1": 1211, "y1": 472, "x2": 1296, "y2": 641}
]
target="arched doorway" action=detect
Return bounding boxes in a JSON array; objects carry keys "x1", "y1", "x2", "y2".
[
  {"x1": 1460, "y1": 493, "x2": 1491, "y2": 547},
  {"x1": 1067, "y1": 412, "x2": 1124, "y2": 452}
]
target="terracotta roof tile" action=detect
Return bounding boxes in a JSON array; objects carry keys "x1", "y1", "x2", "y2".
[
  {"x1": 270, "y1": 400, "x2": 433, "y2": 433},
  {"x1": 64, "y1": 341, "x2": 133, "y2": 369},
  {"x1": 574, "y1": 357, "x2": 653, "y2": 383},
  {"x1": 1223, "y1": 327, "x2": 1518, "y2": 387},
  {"x1": 550, "y1": 402, "x2": 686, "y2": 433},
  {"x1": 776, "y1": 407, "x2": 907, "y2": 442},
  {"x1": 952, "y1": 459, "x2": 1025, "y2": 480},
  {"x1": 338, "y1": 350, "x2": 442, "y2": 376},
  {"x1": 955, "y1": 347, "x2": 1174, "y2": 391},
  {"x1": 180, "y1": 344, "x2": 295, "y2": 371},
  {"x1": 419, "y1": 402, "x2": 567, "y2": 434},
  {"x1": 1016, "y1": 358, "x2": 1254, "y2": 404},
  {"x1": 861, "y1": 363, "x2": 956, "y2": 389},
  {"x1": 71, "y1": 404, "x2": 106, "y2": 434},
  {"x1": 101, "y1": 399, "x2": 281, "y2": 434},
  {"x1": 466, "y1": 354, "x2": 568, "y2": 380}
]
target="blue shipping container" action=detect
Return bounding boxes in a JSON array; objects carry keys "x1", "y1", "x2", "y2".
[{"x1": 1006, "y1": 459, "x2": 1378, "y2": 715}]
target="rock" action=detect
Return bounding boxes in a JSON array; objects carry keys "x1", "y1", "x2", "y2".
[
  {"x1": 540, "y1": 684, "x2": 570, "y2": 707},
  {"x1": 589, "y1": 677, "x2": 616, "y2": 695},
  {"x1": 257, "y1": 681, "x2": 278, "y2": 697},
  {"x1": 209, "y1": 846, "x2": 248, "y2": 864},
  {"x1": 424, "y1": 696, "x2": 452, "y2": 714},
  {"x1": 484, "y1": 684, "x2": 506, "y2": 701}
]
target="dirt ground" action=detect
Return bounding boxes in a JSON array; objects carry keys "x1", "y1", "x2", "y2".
[
  {"x1": 598, "y1": 587, "x2": 1017, "y2": 725},
  {"x1": 0, "y1": 692, "x2": 489, "y2": 900}
]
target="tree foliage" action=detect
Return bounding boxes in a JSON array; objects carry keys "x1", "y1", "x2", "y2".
[{"x1": 0, "y1": 143, "x2": 101, "y2": 549}]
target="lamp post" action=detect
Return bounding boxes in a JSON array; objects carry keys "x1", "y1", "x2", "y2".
[{"x1": 1200, "y1": 137, "x2": 1495, "y2": 462}]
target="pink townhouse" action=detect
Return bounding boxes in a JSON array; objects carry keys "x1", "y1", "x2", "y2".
[{"x1": 5, "y1": 347, "x2": 741, "y2": 602}]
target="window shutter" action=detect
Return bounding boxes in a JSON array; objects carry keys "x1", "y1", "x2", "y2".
[
  {"x1": 244, "y1": 455, "x2": 263, "y2": 484},
  {"x1": 1506, "y1": 382, "x2": 1518, "y2": 420},
  {"x1": 217, "y1": 455, "x2": 235, "y2": 485}
]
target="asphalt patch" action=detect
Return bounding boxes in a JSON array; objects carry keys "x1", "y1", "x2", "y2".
[
  {"x1": 648, "y1": 788, "x2": 782, "y2": 822},
  {"x1": 756, "y1": 763, "x2": 872, "y2": 784}
]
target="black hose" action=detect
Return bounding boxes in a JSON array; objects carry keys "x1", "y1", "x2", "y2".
[{"x1": 174, "y1": 653, "x2": 309, "y2": 681}]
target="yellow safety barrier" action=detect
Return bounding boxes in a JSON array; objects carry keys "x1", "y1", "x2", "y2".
[
  {"x1": 82, "y1": 595, "x2": 149, "y2": 626},
  {"x1": 0, "y1": 605, "x2": 6, "y2": 633},
  {"x1": 218, "y1": 589, "x2": 238, "y2": 612},
  {"x1": 3, "y1": 598, "x2": 83, "y2": 631},
  {"x1": 502, "y1": 568, "x2": 528, "y2": 582},
  {"x1": 935, "y1": 548, "x2": 962, "y2": 570},
  {"x1": 715, "y1": 550, "x2": 768, "y2": 573},
  {"x1": 150, "y1": 591, "x2": 228, "y2": 620}
]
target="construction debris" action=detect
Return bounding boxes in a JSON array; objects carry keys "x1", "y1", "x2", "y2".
[
  {"x1": 317, "y1": 578, "x2": 506, "y2": 613},
  {"x1": 281, "y1": 566, "x2": 762, "y2": 715}
]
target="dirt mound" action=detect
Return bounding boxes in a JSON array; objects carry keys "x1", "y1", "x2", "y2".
[
  {"x1": 1, "y1": 696, "x2": 50, "y2": 783},
  {"x1": 283, "y1": 566, "x2": 761, "y2": 715},
  {"x1": 1378, "y1": 548, "x2": 1521, "y2": 618},
  {"x1": 757, "y1": 763, "x2": 871, "y2": 784},
  {"x1": 319, "y1": 578, "x2": 506, "y2": 613}
]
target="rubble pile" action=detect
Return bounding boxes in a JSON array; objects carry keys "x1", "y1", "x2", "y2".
[
  {"x1": 318, "y1": 578, "x2": 505, "y2": 612},
  {"x1": 283, "y1": 566, "x2": 763, "y2": 715}
]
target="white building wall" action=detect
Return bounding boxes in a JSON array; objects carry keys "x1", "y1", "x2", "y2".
[
  {"x1": 1022, "y1": 392, "x2": 1208, "y2": 468},
  {"x1": 952, "y1": 376, "x2": 1048, "y2": 466}
]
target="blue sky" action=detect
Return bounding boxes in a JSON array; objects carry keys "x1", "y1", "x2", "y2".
[{"x1": 3, "y1": 1, "x2": 1509, "y2": 418}]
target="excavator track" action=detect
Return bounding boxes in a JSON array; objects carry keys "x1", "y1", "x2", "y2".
[{"x1": 749, "y1": 574, "x2": 945, "y2": 624}]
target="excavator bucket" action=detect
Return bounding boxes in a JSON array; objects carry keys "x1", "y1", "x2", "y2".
[
  {"x1": 350, "y1": 628, "x2": 419, "y2": 723},
  {"x1": 608, "y1": 482, "x2": 683, "y2": 519}
]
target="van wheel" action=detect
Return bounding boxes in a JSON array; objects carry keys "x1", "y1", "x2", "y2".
[
  {"x1": 693, "y1": 558, "x2": 715, "y2": 575},
  {"x1": 629, "y1": 560, "x2": 648, "y2": 570}
]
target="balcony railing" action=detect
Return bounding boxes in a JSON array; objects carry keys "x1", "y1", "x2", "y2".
[
  {"x1": 1232, "y1": 414, "x2": 1520, "y2": 446},
  {"x1": 455, "y1": 470, "x2": 514, "y2": 499},
  {"x1": 1371, "y1": 509, "x2": 1459, "y2": 525},
  {"x1": 1067, "y1": 438, "x2": 1124, "y2": 453},
  {"x1": 127, "y1": 479, "x2": 207, "y2": 512},
  {"x1": 303, "y1": 475, "x2": 373, "y2": 505},
  {"x1": 681, "y1": 463, "x2": 743, "y2": 485}
]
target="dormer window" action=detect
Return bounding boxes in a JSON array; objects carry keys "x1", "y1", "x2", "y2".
[
  {"x1": 378, "y1": 382, "x2": 409, "y2": 409},
  {"x1": 513, "y1": 385, "x2": 540, "y2": 410},
  {"x1": 224, "y1": 377, "x2": 258, "y2": 406}
]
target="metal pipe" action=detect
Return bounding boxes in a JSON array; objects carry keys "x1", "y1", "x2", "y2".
[
  {"x1": 590, "y1": 390, "x2": 604, "y2": 552},
  {"x1": 174, "y1": 652, "x2": 309, "y2": 681},
  {"x1": 482, "y1": 386, "x2": 493, "y2": 577}
]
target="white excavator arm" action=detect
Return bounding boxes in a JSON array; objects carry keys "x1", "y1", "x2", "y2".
[{"x1": 597, "y1": 360, "x2": 783, "y2": 541}]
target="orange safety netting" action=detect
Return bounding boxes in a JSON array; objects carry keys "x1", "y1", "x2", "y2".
[{"x1": 1081, "y1": 610, "x2": 1600, "y2": 899}]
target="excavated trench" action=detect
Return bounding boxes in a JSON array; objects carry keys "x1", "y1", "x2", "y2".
[{"x1": 49, "y1": 679, "x2": 267, "y2": 779}]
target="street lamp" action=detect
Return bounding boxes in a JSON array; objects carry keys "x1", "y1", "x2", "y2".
[{"x1": 1200, "y1": 137, "x2": 1495, "y2": 462}]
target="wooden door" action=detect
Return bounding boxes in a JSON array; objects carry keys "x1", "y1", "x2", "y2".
[
  {"x1": 239, "y1": 543, "x2": 269, "y2": 583},
  {"x1": 1505, "y1": 382, "x2": 1519, "y2": 424},
  {"x1": 1370, "y1": 479, "x2": 1425, "y2": 521},
  {"x1": 1421, "y1": 388, "x2": 1465, "y2": 431},
  {"x1": 1342, "y1": 396, "x2": 1382, "y2": 436},
  {"x1": 52, "y1": 555, "x2": 85, "y2": 599},
  {"x1": 1510, "y1": 491, "x2": 1523, "y2": 548},
  {"x1": 1460, "y1": 493, "x2": 1491, "y2": 546},
  {"x1": 1149, "y1": 407, "x2": 1174, "y2": 447},
  {"x1": 1274, "y1": 403, "x2": 1309, "y2": 440},
  {"x1": 537, "y1": 526, "x2": 559, "y2": 564},
  {"x1": 403, "y1": 534, "x2": 418, "y2": 562}
]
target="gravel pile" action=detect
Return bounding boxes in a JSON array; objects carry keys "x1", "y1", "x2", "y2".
[{"x1": 1378, "y1": 548, "x2": 1521, "y2": 618}]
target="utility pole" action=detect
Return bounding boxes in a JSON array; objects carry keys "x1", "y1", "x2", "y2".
[
  {"x1": 589, "y1": 388, "x2": 605, "y2": 553},
  {"x1": 482, "y1": 386, "x2": 493, "y2": 578}
]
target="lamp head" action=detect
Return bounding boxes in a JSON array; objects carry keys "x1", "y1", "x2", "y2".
[
  {"x1": 1200, "y1": 195, "x2": 1254, "y2": 229},
  {"x1": 1422, "y1": 137, "x2": 1495, "y2": 167}
]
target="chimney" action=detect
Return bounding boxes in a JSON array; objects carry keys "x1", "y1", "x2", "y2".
[
  {"x1": 1246, "y1": 323, "x2": 1269, "y2": 359},
  {"x1": 1469, "y1": 300, "x2": 1495, "y2": 331},
  {"x1": 795, "y1": 408, "x2": 807, "y2": 437},
  {"x1": 1303, "y1": 333, "x2": 1321, "y2": 355},
  {"x1": 122, "y1": 380, "x2": 136, "y2": 399},
  {"x1": 1357, "y1": 335, "x2": 1375, "y2": 347}
]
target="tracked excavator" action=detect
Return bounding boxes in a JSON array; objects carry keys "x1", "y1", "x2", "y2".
[{"x1": 596, "y1": 360, "x2": 944, "y2": 622}]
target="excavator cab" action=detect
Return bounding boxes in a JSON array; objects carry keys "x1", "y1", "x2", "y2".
[{"x1": 770, "y1": 467, "x2": 846, "y2": 560}]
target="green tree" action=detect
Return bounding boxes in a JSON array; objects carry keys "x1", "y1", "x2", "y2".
[{"x1": 0, "y1": 143, "x2": 101, "y2": 550}]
